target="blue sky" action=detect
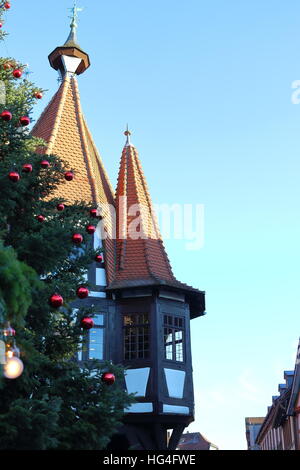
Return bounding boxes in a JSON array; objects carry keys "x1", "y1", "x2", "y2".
[{"x1": 2, "y1": 0, "x2": 300, "y2": 450}]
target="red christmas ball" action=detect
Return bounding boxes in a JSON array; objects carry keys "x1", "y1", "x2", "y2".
[
  {"x1": 4, "y1": 3, "x2": 11, "y2": 10},
  {"x1": 86, "y1": 225, "x2": 96, "y2": 235},
  {"x1": 19, "y1": 116, "x2": 30, "y2": 127},
  {"x1": 22, "y1": 163, "x2": 33, "y2": 173},
  {"x1": 1, "y1": 110, "x2": 12, "y2": 121},
  {"x1": 72, "y1": 233, "x2": 83, "y2": 244},
  {"x1": 40, "y1": 160, "x2": 50, "y2": 169},
  {"x1": 13, "y1": 69, "x2": 22, "y2": 78},
  {"x1": 3, "y1": 63, "x2": 12, "y2": 70},
  {"x1": 49, "y1": 294, "x2": 63, "y2": 309},
  {"x1": 89, "y1": 209, "x2": 98, "y2": 218},
  {"x1": 36, "y1": 215, "x2": 45, "y2": 223},
  {"x1": 101, "y1": 373, "x2": 116, "y2": 386},
  {"x1": 56, "y1": 203, "x2": 65, "y2": 211},
  {"x1": 8, "y1": 171, "x2": 20, "y2": 182},
  {"x1": 80, "y1": 317, "x2": 94, "y2": 330},
  {"x1": 64, "y1": 171, "x2": 74, "y2": 181},
  {"x1": 34, "y1": 92, "x2": 43, "y2": 99},
  {"x1": 76, "y1": 286, "x2": 89, "y2": 299},
  {"x1": 95, "y1": 254, "x2": 104, "y2": 263},
  {"x1": 0, "y1": 23, "x2": 3, "y2": 28}
]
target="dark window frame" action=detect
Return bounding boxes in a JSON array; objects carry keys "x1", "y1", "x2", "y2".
[
  {"x1": 123, "y1": 313, "x2": 150, "y2": 361},
  {"x1": 79, "y1": 313, "x2": 106, "y2": 361},
  {"x1": 163, "y1": 314, "x2": 185, "y2": 363}
]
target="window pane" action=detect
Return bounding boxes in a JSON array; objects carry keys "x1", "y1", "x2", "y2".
[
  {"x1": 176, "y1": 342, "x2": 183, "y2": 362},
  {"x1": 123, "y1": 314, "x2": 149, "y2": 360},
  {"x1": 163, "y1": 316, "x2": 185, "y2": 362},
  {"x1": 166, "y1": 344, "x2": 173, "y2": 360},
  {"x1": 124, "y1": 315, "x2": 134, "y2": 326},
  {"x1": 78, "y1": 335, "x2": 83, "y2": 361},
  {"x1": 93, "y1": 314, "x2": 104, "y2": 326},
  {"x1": 175, "y1": 330, "x2": 182, "y2": 341},
  {"x1": 89, "y1": 329, "x2": 104, "y2": 360}
]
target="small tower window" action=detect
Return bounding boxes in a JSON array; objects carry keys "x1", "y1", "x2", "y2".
[
  {"x1": 88, "y1": 314, "x2": 105, "y2": 360},
  {"x1": 163, "y1": 315, "x2": 185, "y2": 362},
  {"x1": 123, "y1": 313, "x2": 150, "y2": 360},
  {"x1": 78, "y1": 314, "x2": 105, "y2": 361}
]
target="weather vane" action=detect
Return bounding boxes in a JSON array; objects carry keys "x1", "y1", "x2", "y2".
[{"x1": 69, "y1": 0, "x2": 84, "y2": 31}]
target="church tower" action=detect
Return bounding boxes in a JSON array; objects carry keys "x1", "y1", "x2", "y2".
[{"x1": 32, "y1": 6, "x2": 205, "y2": 451}]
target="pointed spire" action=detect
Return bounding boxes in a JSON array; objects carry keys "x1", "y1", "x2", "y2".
[
  {"x1": 109, "y1": 136, "x2": 176, "y2": 286},
  {"x1": 64, "y1": 1, "x2": 83, "y2": 48},
  {"x1": 107, "y1": 134, "x2": 206, "y2": 317},
  {"x1": 48, "y1": 1, "x2": 90, "y2": 76}
]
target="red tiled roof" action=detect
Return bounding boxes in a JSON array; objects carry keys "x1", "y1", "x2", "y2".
[
  {"x1": 31, "y1": 75, "x2": 116, "y2": 283},
  {"x1": 108, "y1": 143, "x2": 175, "y2": 287},
  {"x1": 30, "y1": 63, "x2": 205, "y2": 313},
  {"x1": 177, "y1": 432, "x2": 217, "y2": 451}
]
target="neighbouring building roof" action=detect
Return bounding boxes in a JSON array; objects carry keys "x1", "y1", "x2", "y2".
[
  {"x1": 256, "y1": 338, "x2": 300, "y2": 446},
  {"x1": 245, "y1": 417, "x2": 265, "y2": 425},
  {"x1": 177, "y1": 432, "x2": 218, "y2": 450},
  {"x1": 287, "y1": 339, "x2": 300, "y2": 416}
]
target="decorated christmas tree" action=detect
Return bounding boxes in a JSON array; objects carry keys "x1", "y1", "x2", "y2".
[{"x1": 0, "y1": 3, "x2": 133, "y2": 450}]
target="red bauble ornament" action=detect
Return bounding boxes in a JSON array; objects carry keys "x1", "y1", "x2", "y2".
[
  {"x1": 3, "y1": 63, "x2": 12, "y2": 70},
  {"x1": 80, "y1": 317, "x2": 94, "y2": 330},
  {"x1": 76, "y1": 286, "x2": 89, "y2": 299},
  {"x1": 34, "y1": 92, "x2": 43, "y2": 99},
  {"x1": 101, "y1": 373, "x2": 116, "y2": 386},
  {"x1": 0, "y1": 23, "x2": 3, "y2": 28},
  {"x1": 89, "y1": 209, "x2": 98, "y2": 218},
  {"x1": 64, "y1": 171, "x2": 74, "y2": 181},
  {"x1": 19, "y1": 116, "x2": 30, "y2": 127},
  {"x1": 56, "y1": 203, "x2": 65, "y2": 211},
  {"x1": 86, "y1": 225, "x2": 96, "y2": 234},
  {"x1": 13, "y1": 69, "x2": 22, "y2": 79},
  {"x1": 8, "y1": 171, "x2": 20, "y2": 182},
  {"x1": 40, "y1": 160, "x2": 50, "y2": 169},
  {"x1": 22, "y1": 163, "x2": 33, "y2": 173},
  {"x1": 4, "y1": 3, "x2": 11, "y2": 9},
  {"x1": 72, "y1": 233, "x2": 83, "y2": 244},
  {"x1": 1, "y1": 110, "x2": 12, "y2": 121},
  {"x1": 49, "y1": 294, "x2": 63, "y2": 308},
  {"x1": 36, "y1": 215, "x2": 45, "y2": 223},
  {"x1": 95, "y1": 254, "x2": 104, "y2": 263}
]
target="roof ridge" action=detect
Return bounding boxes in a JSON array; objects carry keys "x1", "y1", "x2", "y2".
[
  {"x1": 130, "y1": 146, "x2": 175, "y2": 281},
  {"x1": 110, "y1": 142, "x2": 176, "y2": 286},
  {"x1": 125, "y1": 145, "x2": 154, "y2": 279},
  {"x1": 82, "y1": 118, "x2": 116, "y2": 199},
  {"x1": 72, "y1": 77, "x2": 97, "y2": 203},
  {"x1": 31, "y1": 78, "x2": 67, "y2": 144},
  {"x1": 46, "y1": 76, "x2": 71, "y2": 156}
]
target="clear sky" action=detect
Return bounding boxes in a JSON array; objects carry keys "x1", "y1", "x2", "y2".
[{"x1": 2, "y1": 0, "x2": 300, "y2": 450}]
